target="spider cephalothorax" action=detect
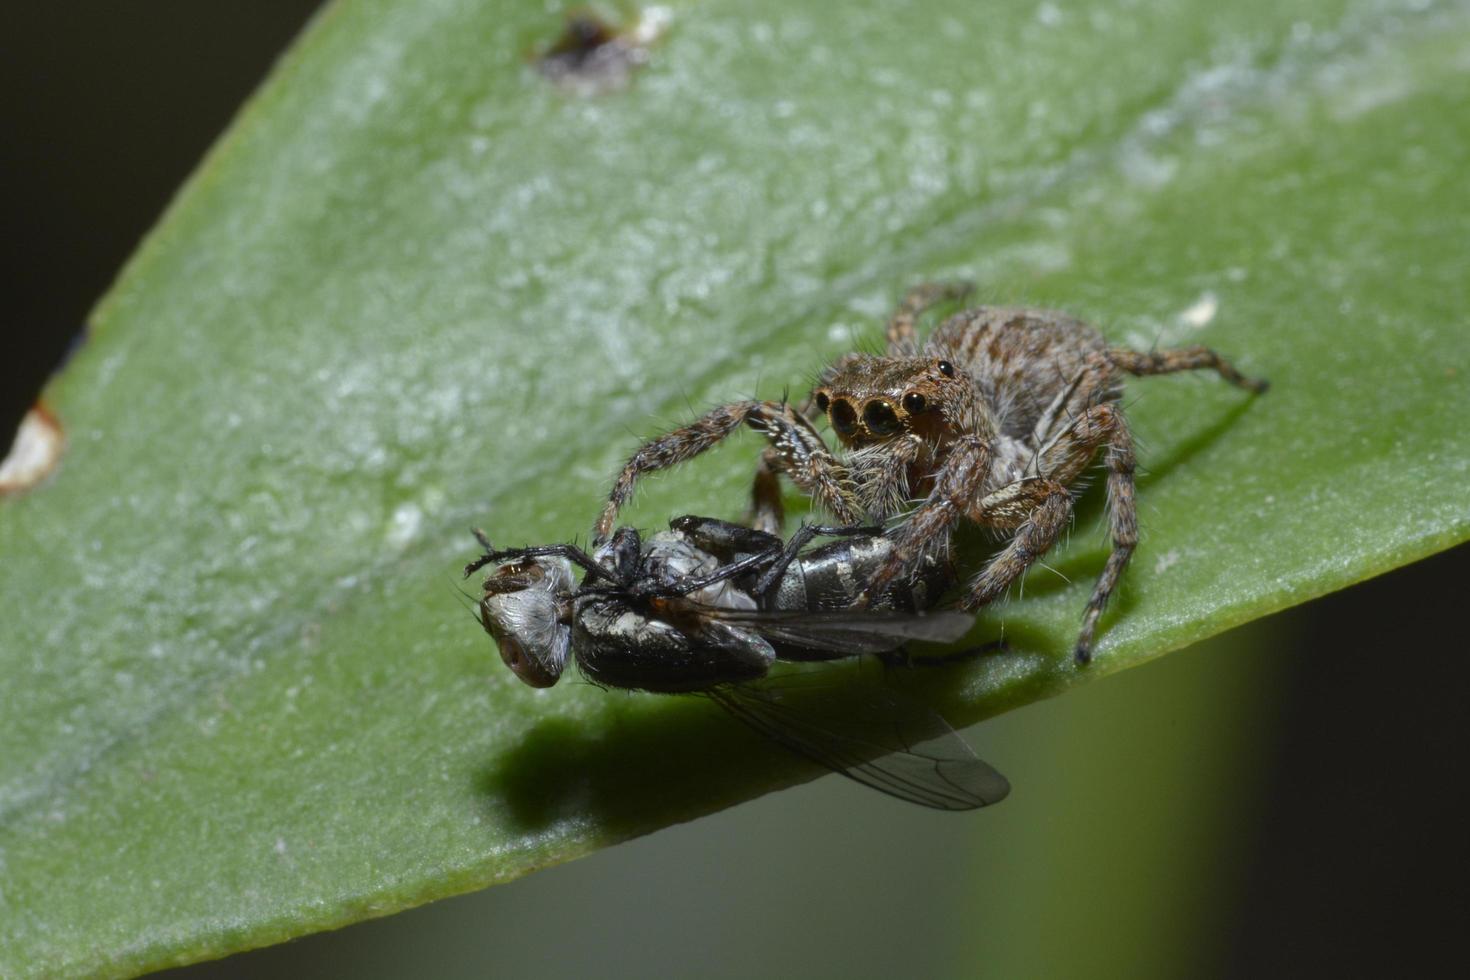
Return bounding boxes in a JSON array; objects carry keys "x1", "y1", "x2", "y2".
[{"x1": 593, "y1": 282, "x2": 1266, "y2": 663}]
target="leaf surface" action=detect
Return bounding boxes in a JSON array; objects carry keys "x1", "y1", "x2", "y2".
[{"x1": 2, "y1": 0, "x2": 1467, "y2": 975}]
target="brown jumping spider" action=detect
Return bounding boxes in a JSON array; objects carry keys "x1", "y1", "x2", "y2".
[{"x1": 593, "y1": 282, "x2": 1266, "y2": 664}]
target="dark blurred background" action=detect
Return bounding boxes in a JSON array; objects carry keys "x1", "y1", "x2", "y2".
[{"x1": 3, "y1": 5, "x2": 1466, "y2": 978}]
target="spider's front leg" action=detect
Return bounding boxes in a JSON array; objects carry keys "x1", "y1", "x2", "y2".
[
  {"x1": 745, "y1": 401, "x2": 862, "y2": 528},
  {"x1": 851, "y1": 434, "x2": 925, "y2": 523},
  {"x1": 959, "y1": 477, "x2": 1074, "y2": 611},
  {"x1": 596, "y1": 400, "x2": 859, "y2": 545},
  {"x1": 854, "y1": 435, "x2": 990, "y2": 604}
]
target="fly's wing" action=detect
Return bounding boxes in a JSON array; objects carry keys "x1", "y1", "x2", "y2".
[
  {"x1": 696, "y1": 605, "x2": 975, "y2": 655},
  {"x1": 707, "y1": 669, "x2": 1009, "y2": 811}
]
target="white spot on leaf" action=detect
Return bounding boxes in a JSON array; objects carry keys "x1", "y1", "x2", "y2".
[
  {"x1": 0, "y1": 404, "x2": 64, "y2": 494},
  {"x1": 1178, "y1": 291, "x2": 1220, "y2": 330}
]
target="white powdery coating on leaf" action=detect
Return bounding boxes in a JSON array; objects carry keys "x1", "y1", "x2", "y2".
[
  {"x1": 1154, "y1": 549, "x2": 1183, "y2": 574},
  {"x1": 631, "y1": 6, "x2": 674, "y2": 45}
]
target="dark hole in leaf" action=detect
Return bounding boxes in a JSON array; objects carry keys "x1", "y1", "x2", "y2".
[{"x1": 535, "y1": 7, "x2": 666, "y2": 95}]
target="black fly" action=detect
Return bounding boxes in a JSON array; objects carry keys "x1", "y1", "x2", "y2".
[{"x1": 466, "y1": 516, "x2": 1009, "y2": 810}]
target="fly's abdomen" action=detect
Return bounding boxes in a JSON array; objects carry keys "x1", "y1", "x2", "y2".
[{"x1": 777, "y1": 537, "x2": 953, "y2": 613}]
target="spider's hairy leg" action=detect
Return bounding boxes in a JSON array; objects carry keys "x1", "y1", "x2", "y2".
[
  {"x1": 748, "y1": 449, "x2": 786, "y2": 535},
  {"x1": 597, "y1": 399, "x2": 770, "y2": 544},
  {"x1": 885, "y1": 280, "x2": 976, "y2": 355},
  {"x1": 1068, "y1": 403, "x2": 1138, "y2": 665},
  {"x1": 1029, "y1": 387, "x2": 1116, "y2": 488},
  {"x1": 596, "y1": 400, "x2": 859, "y2": 544},
  {"x1": 855, "y1": 435, "x2": 990, "y2": 603},
  {"x1": 747, "y1": 401, "x2": 862, "y2": 528},
  {"x1": 1012, "y1": 397, "x2": 1141, "y2": 662},
  {"x1": 1107, "y1": 346, "x2": 1268, "y2": 393},
  {"x1": 959, "y1": 477, "x2": 1074, "y2": 611},
  {"x1": 850, "y1": 434, "x2": 924, "y2": 522}
]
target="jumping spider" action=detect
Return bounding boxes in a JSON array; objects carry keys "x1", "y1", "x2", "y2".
[{"x1": 594, "y1": 282, "x2": 1267, "y2": 664}]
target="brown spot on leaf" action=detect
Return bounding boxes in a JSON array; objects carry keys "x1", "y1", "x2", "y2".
[
  {"x1": 535, "y1": 6, "x2": 670, "y2": 95},
  {"x1": 0, "y1": 402, "x2": 65, "y2": 495}
]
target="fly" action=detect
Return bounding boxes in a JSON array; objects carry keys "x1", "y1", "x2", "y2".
[{"x1": 466, "y1": 516, "x2": 1009, "y2": 810}]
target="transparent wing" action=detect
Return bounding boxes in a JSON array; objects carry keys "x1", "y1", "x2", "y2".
[
  {"x1": 707, "y1": 669, "x2": 1010, "y2": 811},
  {"x1": 697, "y1": 605, "x2": 976, "y2": 654}
]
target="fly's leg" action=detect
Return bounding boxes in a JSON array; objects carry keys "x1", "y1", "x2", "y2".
[
  {"x1": 1107, "y1": 346, "x2": 1268, "y2": 393},
  {"x1": 885, "y1": 281, "x2": 975, "y2": 355},
  {"x1": 645, "y1": 549, "x2": 781, "y2": 598},
  {"x1": 855, "y1": 435, "x2": 990, "y2": 604},
  {"x1": 959, "y1": 478, "x2": 1074, "y2": 611},
  {"x1": 648, "y1": 517, "x2": 877, "y2": 600},
  {"x1": 670, "y1": 515, "x2": 784, "y2": 560},
  {"x1": 647, "y1": 516, "x2": 788, "y2": 598},
  {"x1": 465, "y1": 530, "x2": 617, "y2": 582},
  {"x1": 596, "y1": 400, "x2": 860, "y2": 544},
  {"x1": 752, "y1": 522, "x2": 884, "y2": 599}
]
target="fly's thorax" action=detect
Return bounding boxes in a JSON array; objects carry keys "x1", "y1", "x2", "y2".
[
  {"x1": 641, "y1": 529, "x2": 717, "y2": 583},
  {"x1": 595, "y1": 525, "x2": 643, "y2": 582},
  {"x1": 640, "y1": 529, "x2": 758, "y2": 611}
]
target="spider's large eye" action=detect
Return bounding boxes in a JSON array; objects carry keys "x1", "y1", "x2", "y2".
[
  {"x1": 829, "y1": 398, "x2": 858, "y2": 436},
  {"x1": 862, "y1": 401, "x2": 902, "y2": 435},
  {"x1": 814, "y1": 391, "x2": 830, "y2": 412},
  {"x1": 937, "y1": 360, "x2": 956, "y2": 378},
  {"x1": 902, "y1": 392, "x2": 927, "y2": 414}
]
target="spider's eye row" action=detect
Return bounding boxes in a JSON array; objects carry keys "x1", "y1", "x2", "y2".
[
  {"x1": 862, "y1": 400, "x2": 902, "y2": 435},
  {"x1": 937, "y1": 360, "x2": 956, "y2": 378},
  {"x1": 902, "y1": 392, "x2": 927, "y2": 414},
  {"x1": 829, "y1": 398, "x2": 858, "y2": 435},
  {"x1": 814, "y1": 391, "x2": 831, "y2": 412}
]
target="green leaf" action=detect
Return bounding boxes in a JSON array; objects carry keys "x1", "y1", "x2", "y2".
[{"x1": 3, "y1": 0, "x2": 1466, "y2": 975}]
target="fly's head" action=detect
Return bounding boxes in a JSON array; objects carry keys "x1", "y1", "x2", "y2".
[
  {"x1": 812, "y1": 354, "x2": 967, "y2": 449},
  {"x1": 478, "y1": 556, "x2": 576, "y2": 687}
]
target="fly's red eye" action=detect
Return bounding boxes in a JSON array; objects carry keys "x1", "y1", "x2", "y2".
[{"x1": 937, "y1": 360, "x2": 956, "y2": 378}]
